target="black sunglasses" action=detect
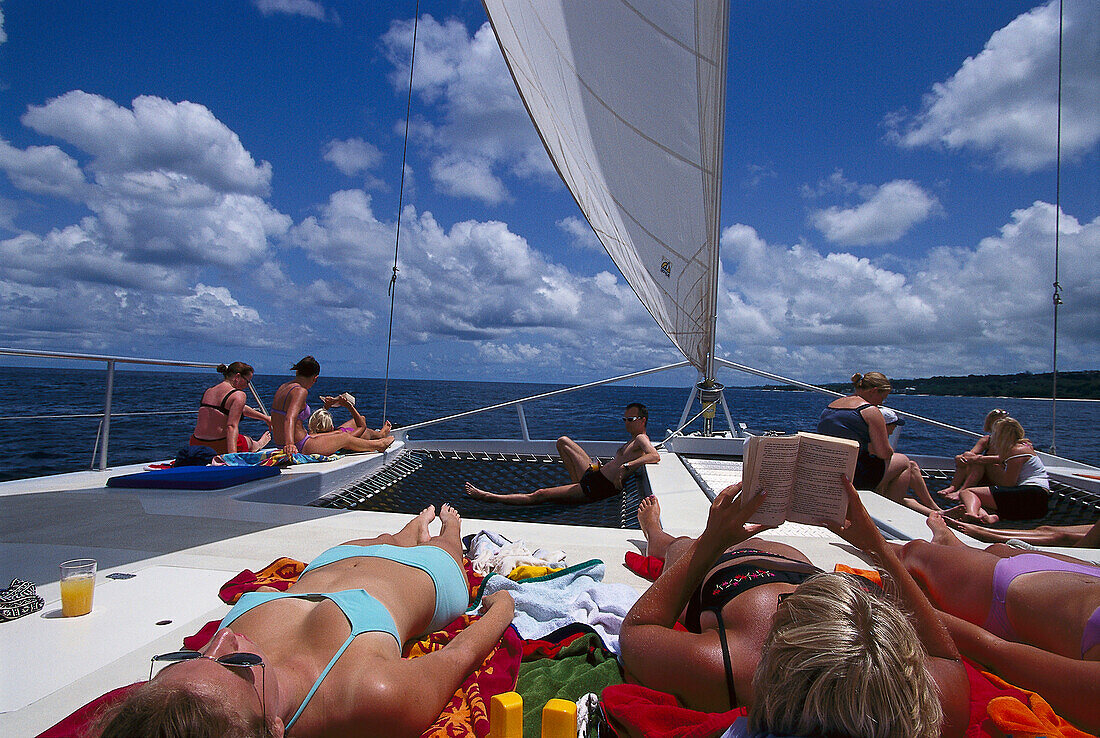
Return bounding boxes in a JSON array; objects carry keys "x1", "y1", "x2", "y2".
[
  {"x1": 149, "y1": 650, "x2": 265, "y2": 721},
  {"x1": 622, "y1": 415, "x2": 644, "y2": 422}
]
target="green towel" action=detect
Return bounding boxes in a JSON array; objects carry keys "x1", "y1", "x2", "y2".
[{"x1": 516, "y1": 632, "x2": 624, "y2": 737}]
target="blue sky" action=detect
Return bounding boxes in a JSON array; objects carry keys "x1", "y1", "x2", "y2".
[{"x1": 0, "y1": 0, "x2": 1096, "y2": 388}]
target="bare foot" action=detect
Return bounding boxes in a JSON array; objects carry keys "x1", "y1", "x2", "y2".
[
  {"x1": 941, "y1": 504, "x2": 966, "y2": 520},
  {"x1": 439, "y1": 503, "x2": 461, "y2": 536},
  {"x1": 637, "y1": 495, "x2": 676, "y2": 559},
  {"x1": 415, "y1": 505, "x2": 436, "y2": 541},
  {"x1": 939, "y1": 485, "x2": 960, "y2": 501},
  {"x1": 465, "y1": 482, "x2": 496, "y2": 501},
  {"x1": 377, "y1": 435, "x2": 395, "y2": 451},
  {"x1": 251, "y1": 431, "x2": 271, "y2": 451},
  {"x1": 381, "y1": 420, "x2": 392, "y2": 435},
  {"x1": 926, "y1": 512, "x2": 963, "y2": 547}
]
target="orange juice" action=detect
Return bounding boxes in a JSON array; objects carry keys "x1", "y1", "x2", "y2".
[{"x1": 60, "y1": 573, "x2": 95, "y2": 616}]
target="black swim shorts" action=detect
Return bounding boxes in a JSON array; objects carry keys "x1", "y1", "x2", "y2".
[{"x1": 579, "y1": 467, "x2": 618, "y2": 501}]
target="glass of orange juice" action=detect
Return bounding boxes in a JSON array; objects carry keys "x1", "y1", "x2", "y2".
[{"x1": 59, "y1": 558, "x2": 97, "y2": 617}]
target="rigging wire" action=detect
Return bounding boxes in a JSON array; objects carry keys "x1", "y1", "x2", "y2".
[
  {"x1": 382, "y1": 1, "x2": 420, "y2": 425},
  {"x1": 1050, "y1": 0, "x2": 1064, "y2": 454}
]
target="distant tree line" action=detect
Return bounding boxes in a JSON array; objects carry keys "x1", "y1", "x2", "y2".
[{"x1": 756, "y1": 370, "x2": 1100, "y2": 399}]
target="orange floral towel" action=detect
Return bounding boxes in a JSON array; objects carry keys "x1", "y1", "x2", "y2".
[
  {"x1": 407, "y1": 617, "x2": 523, "y2": 738},
  {"x1": 982, "y1": 671, "x2": 1096, "y2": 738},
  {"x1": 218, "y1": 556, "x2": 306, "y2": 604}
]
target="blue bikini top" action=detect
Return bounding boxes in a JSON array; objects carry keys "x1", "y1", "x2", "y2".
[{"x1": 219, "y1": 589, "x2": 400, "y2": 730}]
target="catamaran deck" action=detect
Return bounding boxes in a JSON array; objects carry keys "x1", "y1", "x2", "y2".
[{"x1": 2, "y1": 442, "x2": 1097, "y2": 736}]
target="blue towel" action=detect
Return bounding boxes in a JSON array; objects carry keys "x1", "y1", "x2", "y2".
[{"x1": 106, "y1": 465, "x2": 280, "y2": 490}]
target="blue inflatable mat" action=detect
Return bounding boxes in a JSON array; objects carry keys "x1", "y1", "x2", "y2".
[{"x1": 107, "y1": 465, "x2": 280, "y2": 490}]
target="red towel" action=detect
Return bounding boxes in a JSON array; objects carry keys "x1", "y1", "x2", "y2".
[
  {"x1": 624, "y1": 550, "x2": 664, "y2": 580},
  {"x1": 600, "y1": 683, "x2": 746, "y2": 738},
  {"x1": 35, "y1": 684, "x2": 142, "y2": 738}
]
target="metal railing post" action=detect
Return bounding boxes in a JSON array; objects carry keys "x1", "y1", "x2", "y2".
[
  {"x1": 516, "y1": 403, "x2": 530, "y2": 442},
  {"x1": 99, "y1": 360, "x2": 115, "y2": 470}
]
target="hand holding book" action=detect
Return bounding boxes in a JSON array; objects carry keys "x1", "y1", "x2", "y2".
[{"x1": 739, "y1": 432, "x2": 859, "y2": 527}]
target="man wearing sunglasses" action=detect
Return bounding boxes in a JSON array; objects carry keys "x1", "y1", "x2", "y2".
[{"x1": 466, "y1": 402, "x2": 660, "y2": 504}]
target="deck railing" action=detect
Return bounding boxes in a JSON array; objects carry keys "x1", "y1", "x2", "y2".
[
  {"x1": 396, "y1": 361, "x2": 693, "y2": 441},
  {"x1": 0, "y1": 348, "x2": 266, "y2": 471}
]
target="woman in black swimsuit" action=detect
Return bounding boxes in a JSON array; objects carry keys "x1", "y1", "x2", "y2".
[
  {"x1": 189, "y1": 362, "x2": 270, "y2": 455},
  {"x1": 620, "y1": 480, "x2": 969, "y2": 738}
]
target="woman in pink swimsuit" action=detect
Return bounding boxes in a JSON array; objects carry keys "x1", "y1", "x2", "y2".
[
  {"x1": 271, "y1": 356, "x2": 394, "y2": 456},
  {"x1": 902, "y1": 513, "x2": 1100, "y2": 731}
]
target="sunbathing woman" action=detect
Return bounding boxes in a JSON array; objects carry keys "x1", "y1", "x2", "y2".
[
  {"x1": 271, "y1": 356, "x2": 394, "y2": 456},
  {"x1": 940, "y1": 408, "x2": 1010, "y2": 499},
  {"x1": 951, "y1": 416, "x2": 1048, "y2": 524},
  {"x1": 946, "y1": 517, "x2": 1100, "y2": 548},
  {"x1": 620, "y1": 481, "x2": 968, "y2": 738},
  {"x1": 95, "y1": 504, "x2": 515, "y2": 738},
  {"x1": 901, "y1": 514, "x2": 1100, "y2": 731},
  {"x1": 190, "y1": 362, "x2": 271, "y2": 455}
]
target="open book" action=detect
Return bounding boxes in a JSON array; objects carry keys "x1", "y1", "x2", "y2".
[{"x1": 740, "y1": 432, "x2": 859, "y2": 527}]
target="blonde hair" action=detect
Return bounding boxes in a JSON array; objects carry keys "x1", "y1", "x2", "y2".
[
  {"x1": 852, "y1": 372, "x2": 891, "y2": 392},
  {"x1": 989, "y1": 416, "x2": 1026, "y2": 459},
  {"x1": 983, "y1": 408, "x2": 1009, "y2": 433},
  {"x1": 308, "y1": 408, "x2": 335, "y2": 434},
  {"x1": 749, "y1": 573, "x2": 942, "y2": 738}
]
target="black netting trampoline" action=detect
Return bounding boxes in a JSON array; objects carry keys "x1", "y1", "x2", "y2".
[{"x1": 312, "y1": 449, "x2": 648, "y2": 529}]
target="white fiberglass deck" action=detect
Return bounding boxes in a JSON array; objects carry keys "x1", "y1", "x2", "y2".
[{"x1": 1, "y1": 445, "x2": 1095, "y2": 736}]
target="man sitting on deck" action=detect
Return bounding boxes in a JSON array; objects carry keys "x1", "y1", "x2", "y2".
[{"x1": 465, "y1": 402, "x2": 660, "y2": 505}]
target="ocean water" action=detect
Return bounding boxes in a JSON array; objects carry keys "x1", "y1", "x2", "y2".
[{"x1": 0, "y1": 366, "x2": 1097, "y2": 483}]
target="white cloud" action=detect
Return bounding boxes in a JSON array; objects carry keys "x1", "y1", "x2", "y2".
[
  {"x1": 810, "y1": 179, "x2": 939, "y2": 246},
  {"x1": 0, "y1": 139, "x2": 86, "y2": 198},
  {"x1": 0, "y1": 93, "x2": 291, "y2": 269},
  {"x1": 557, "y1": 216, "x2": 603, "y2": 252},
  {"x1": 22, "y1": 92, "x2": 272, "y2": 195},
  {"x1": 429, "y1": 154, "x2": 508, "y2": 205},
  {"x1": 323, "y1": 138, "x2": 382, "y2": 177},
  {"x1": 381, "y1": 15, "x2": 553, "y2": 205},
  {"x1": 892, "y1": 0, "x2": 1100, "y2": 171},
  {"x1": 253, "y1": 0, "x2": 337, "y2": 24},
  {"x1": 286, "y1": 189, "x2": 675, "y2": 370},
  {"x1": 716, "y1": 202, "x2": 1099, "y2": 379}
]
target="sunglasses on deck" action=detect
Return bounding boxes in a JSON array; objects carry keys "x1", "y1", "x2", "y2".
[
  {"x1": 149, "y1": 650, "x2": 266, "y2": 721},
  {"x1": 622, "y1": 415, "x2": 644, "y2": 422}
]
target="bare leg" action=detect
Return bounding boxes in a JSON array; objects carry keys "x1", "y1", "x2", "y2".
[
  {"x1": 898, "y1": 538, "x2": 1000, "y2": 626},
  {"x1": 960, "y1": 487, "x2": 999, "y2": 524},
  {"x1": 637, "y1": 496, "x2": 682, "y2": 559},
  {"x1": 301, "y1": 432, "x2": 395, "y2": 455},
  {"x1": 556, "y1": 436, "x2": 594, "y2": 482},
  {"x1": 248, "y1": 430, "x2": 272, "y2": 451},
  {"x1": 927, "y1": 512, "x2": 966, "y2": 547},
  {"x1": 907, "y1": 461, "x2": 941, "y2": 510},
  {"x1": 879, "y1": 453, "x2": 912, "y2": 503},
  {"x1": 465, "y1": 481, "x2": 585, "y2": 505},
  {"x1": 426, "y1": 503, "x2": 465, "y2": 568},
  {"x1": 343, "y1": 505, "x2": 435, "y2": 548}
]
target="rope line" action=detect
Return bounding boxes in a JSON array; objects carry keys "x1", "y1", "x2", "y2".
[
  {"x1": 382, "y1": 1, "x2": 420, "y2": 425},
  {"x1": 1050, "y1": 0, "x2": 1064, "y2": 454}
]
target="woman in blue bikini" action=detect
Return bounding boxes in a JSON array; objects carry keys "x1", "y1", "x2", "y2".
[
  {"x1": 620, "y1": 481, "x2": 968, "y2": 738},
  {"x1": 96, "y1": 504, "x2": 515, "y2": 738}
]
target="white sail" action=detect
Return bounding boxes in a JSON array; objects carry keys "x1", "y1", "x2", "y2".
[{"x1": 483, "y1": 0, "x2": 728, "y2": 374}]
